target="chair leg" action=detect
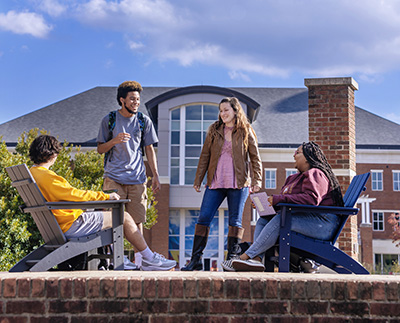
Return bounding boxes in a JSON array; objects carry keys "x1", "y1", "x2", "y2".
[{"x1": 264, "y1": 246, "x2": 277, "y2": 272}]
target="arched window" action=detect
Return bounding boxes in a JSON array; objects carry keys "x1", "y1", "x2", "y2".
[{"x1": 170, "y1": 104, "x2": 219, "y2": 185}]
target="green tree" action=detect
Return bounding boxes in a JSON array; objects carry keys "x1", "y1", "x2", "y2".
[{"x1": 0, "y1": 128, "x2": 158, "y2": 271}]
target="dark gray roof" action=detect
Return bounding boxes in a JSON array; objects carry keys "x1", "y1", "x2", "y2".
[
  {"x1": 0, "y1": 86, "x2": 399, "y2": 149},
  {"x1": 232, "y1": 87, "x2": 309, "y2": 146}
]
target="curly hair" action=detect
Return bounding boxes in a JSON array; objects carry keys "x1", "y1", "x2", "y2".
[
  {"x1": 209, "y1": 97, "x2": 255, "y2": 150},
  {"x1": 302, "y1": 141, "x2": 344, "y2": 207},
  {"x1": 116, "y1": 81, "x2": 143, "y2": 106},
  {"x1": 29, "y1": 135, "x2": 62, "y2": 165}
]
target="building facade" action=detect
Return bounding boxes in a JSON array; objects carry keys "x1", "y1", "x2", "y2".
[{"x1": 1, "y1": 77, "x2": 399, "y2": 272}]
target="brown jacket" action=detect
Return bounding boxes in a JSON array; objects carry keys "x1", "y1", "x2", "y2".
[{"x1": 194, "y1": 122, "x2": 262, "y2": 188}]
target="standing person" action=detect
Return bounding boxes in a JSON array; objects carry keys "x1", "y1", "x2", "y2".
[
  {"x1": 97, "y1": 81, "x2": 161, "y2": 268},
  {"x1": 223, "y1": 141, "x2": 343, "y2": 272},
  {"x1": 181, "y1": 97, "x2": 262, "y2": 271},
  {"x1": 29, "y1": 135, "x2": 176, "y2": 271}
]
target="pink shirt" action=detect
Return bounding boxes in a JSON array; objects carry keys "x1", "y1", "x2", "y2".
[{"x1": 210, "y1": 127, "x2": 238, "y2": 189}]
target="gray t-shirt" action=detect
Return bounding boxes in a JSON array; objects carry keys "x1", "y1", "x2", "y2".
[{"x1": 97, "y1": 110, "x2": 158, "y2": 185}]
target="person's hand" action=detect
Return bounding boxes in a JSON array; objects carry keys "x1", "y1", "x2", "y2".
[
  {"x1": 267, "y1": 196, "x2": 273, "y2": 205},
  {"x1": 109, "y1": 192, "x2": 120, "y2": 200},
  {"x1": 193, "y1": 185, "x2": 201, "y2": 192},
  {"x1": 250, "y1": 185, "x2": 261, "y2": 193},
  {"x1": 114, "y1": 132, "x2": 131, "y2": 144},
  {"x1": 152, "y1": 176, "x2": 161, "y2": 194}
]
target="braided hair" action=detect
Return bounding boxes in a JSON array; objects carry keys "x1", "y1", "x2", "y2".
[{"x1": 302, "y1": 141, "x2": 344, "y2": 207}]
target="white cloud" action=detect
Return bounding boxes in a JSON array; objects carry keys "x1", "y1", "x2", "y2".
[
  {"x1": 128, "y1": 40, "x2": 144, "y2": 50},
  {"x1": 0, "y1": 10, "x2": 52, "y2": 38},
  {"x1": 76, "y1": 0, "x2": 179, "y2": 28},
  {"x1": 38, "y1": 0, "x2": 67, "y2": 17},
  {"x1": 71, "y1": 0, "x2": 400, "y2": 80},
  {"x1": 104, "y1": 59, "x2": 114, "y2": 69},
  {"x1": 229, "y1": 71, "x2": 251, "y2": 83}
]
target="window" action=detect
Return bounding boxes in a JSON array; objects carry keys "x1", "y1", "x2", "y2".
[
  {"x1": 170, "y1": 104, "x2": 219, "y2": 185},
  {"x1": 374, "y1": 253, "x2": 400, "y2": 274},
  {"x1": 371, "y1": 170, "x2": 383, "y2": 191},
  {"x1": 168, "y1": 209, "x2": 228, "y2": 270},
  {"x1": 393, "y1": 171, "x2": 400, "y2": 191},
  {"x1": 264, "y1": 169, "x2": 276, "y2": 189},
  {"x1": 373, "y1": 212, "x2": 384, "y2": 231},
  {"x1": 286, "y1": 169, "x2": 297, "y2": 178}
]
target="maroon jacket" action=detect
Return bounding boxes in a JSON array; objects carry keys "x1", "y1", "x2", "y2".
[{"x1": 272, "y1": 168, "x2": 334, "y2": 206}]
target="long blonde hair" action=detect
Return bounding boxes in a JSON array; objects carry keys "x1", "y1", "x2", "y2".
[{"x1": 210, "y1": 97, "x2": 256, "y2": 150}]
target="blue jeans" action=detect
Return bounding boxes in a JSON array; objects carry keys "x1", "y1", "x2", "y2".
[
  {"x1": 245, "y1": 211, "x2": 340, "y2": 259},
  {"x1": 197, "y1": 187, "x2": 249, "y2": 227}
]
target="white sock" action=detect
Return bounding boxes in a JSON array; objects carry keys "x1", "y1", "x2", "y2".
[
  {"x1": 135, "y1": 253, "x2": 142, "y2": 267},
  {"x1": 139, "y1": 247, "x2": 154, "y2": 261}
]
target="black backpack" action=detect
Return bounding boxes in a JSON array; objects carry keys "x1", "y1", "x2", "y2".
[{"x1": 104, "y1": 110, "x2": 146, "y2": 167}]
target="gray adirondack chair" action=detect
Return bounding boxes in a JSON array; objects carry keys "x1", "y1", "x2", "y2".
[{"x1": 6, "y1": 164, "x2": 129, "y2": 272}]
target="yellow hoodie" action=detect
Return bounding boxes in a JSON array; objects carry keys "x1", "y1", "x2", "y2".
[{"x1": 30, "y1": 166, "x2": 109, "y2": 233}]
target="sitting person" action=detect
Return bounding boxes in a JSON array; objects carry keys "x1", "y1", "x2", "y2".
[
  {"x1": 222, "y1": 141, "x2": 343, "y2": 272},
  {"x1": 29, "y1": 135, "x2": 176, "y2": 271}
]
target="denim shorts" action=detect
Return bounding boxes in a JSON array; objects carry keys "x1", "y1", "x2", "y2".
[{"x1": 64, "y1": 211, "x2": 104, "y2": 240}]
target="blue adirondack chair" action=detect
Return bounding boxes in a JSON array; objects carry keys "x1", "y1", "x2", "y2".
[{"x1": 273, "y1": 172, "x2": 370, "y2": 274}]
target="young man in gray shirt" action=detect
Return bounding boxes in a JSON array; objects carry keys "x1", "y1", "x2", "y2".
[{"x1": 97, "y1": 81, "x2": 161, "y2": 268}]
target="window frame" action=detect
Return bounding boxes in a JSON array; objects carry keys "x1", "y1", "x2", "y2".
[
  {"x1": 285, "y1": 168, "x2": 298, "y2": 179},
  {"x1": 372, "y1": 211, "x2": 384, "y2": 231},
  {"x1": 264, "y1": 168, "x2": 277, "y2": 189},
  {"x1": 393, "y1": 170, "x2": 400, "y2": 192},
  {"x1": 371, "y1": 170, "x2": 384, "y2": 191},
  {"x1": 168, "y1": 208, "x2": 228, "y2": 270},
  {"x1": 169, "y1": 104, "x2": 219, "y2": 186}
]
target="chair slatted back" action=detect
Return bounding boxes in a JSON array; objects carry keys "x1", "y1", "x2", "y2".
[
  {"x1": 6, "y1": 164, "x2": 66, "y2": 245},
  {"x1": 343, "y1": 173, "x2": 370, "y2": 207},
  {"x1": 331, "y1": 172, "x2": 370, "y2": 244}
]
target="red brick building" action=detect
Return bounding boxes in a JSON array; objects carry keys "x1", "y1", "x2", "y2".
[{"x1": 1, "y1": 77, "x2": 399, "y2": 272}]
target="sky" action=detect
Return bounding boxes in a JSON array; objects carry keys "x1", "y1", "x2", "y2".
[{"x1": 1, "y1": 0, "x2": 400, "y2": 125}]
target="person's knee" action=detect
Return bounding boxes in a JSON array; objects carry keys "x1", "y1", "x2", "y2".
[
  {"x1": 123, "y1": 212, "x2": 139, "y2": 230},
  {"x1": 101, "y1": 211, "x2": 113, "y2": 230}
]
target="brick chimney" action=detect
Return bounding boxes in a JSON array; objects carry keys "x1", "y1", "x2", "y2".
[{"x1": 304, "y1": 77, "x2": 359, "y2": 259}]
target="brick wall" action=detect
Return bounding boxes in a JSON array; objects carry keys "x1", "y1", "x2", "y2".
[
  {"x1": 1, "y1": 271, "x2": 399, "y2": 322},
  {"x1": 305, "y1": 77, "x2": 359, "y2": 260}
]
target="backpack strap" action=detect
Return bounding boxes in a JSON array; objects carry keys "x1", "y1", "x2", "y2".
[
  {"x1": 104, "y1": 110, "x2": 117, "y2": 167},
  {"x1": 137, "y1": 112, "x2": 146, "y2": 156},
  {"x1": 104, "y1": 110, "x2": 146, "y2": 168}
]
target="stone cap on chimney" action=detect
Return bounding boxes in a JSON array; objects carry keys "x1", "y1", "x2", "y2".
[{"x1": 304, "y1": 77, "x2": 358, "y2": 91}]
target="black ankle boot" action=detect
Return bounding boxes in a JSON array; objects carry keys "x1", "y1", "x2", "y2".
[
  {"x1": 181, "y1": 253, "x2": 203, "y2": 271},
  {"x1": 181, "y1": 224, "x2": 209, "y2": 271},
  {"x1": 226, "y1": 226, "x2": 245, "y2": 260}
]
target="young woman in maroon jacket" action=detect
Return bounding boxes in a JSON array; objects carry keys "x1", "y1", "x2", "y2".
[{"x1": 222, "y1": 141, "x2": 344, "y2": 272}]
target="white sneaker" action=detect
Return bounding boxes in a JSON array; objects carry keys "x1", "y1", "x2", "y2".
[
  {"x1": 221, "y1": 257, "x2": 239, "y2": 272},
  {"x1": 124, "y1": 255, "x2": 139, "y2": 270},
  {"x1": 141, "y1": 252, "x2": 176, "y2": 271},
  {"x1": 232, "y1": 258, "x2": 265, "y2": 272}
]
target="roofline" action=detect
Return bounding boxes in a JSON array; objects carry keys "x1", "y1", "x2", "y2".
[
  {"x1": 145, "y1": 85, "x2": 261, "y2": 123},
  {"x1": 6, "y1": 142, "x2": 400, "y2": 150}
]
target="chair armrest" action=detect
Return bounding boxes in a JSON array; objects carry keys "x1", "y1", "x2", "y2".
[
  {"x1": 46, "y1": 199, "x2": 131, "y2": 210},
  {"x1": 276, "y1": 203, "x2": 359, "y2": 215},
  {"x1": 277, "y1": 203, "x2": 359, "y2": 228}
]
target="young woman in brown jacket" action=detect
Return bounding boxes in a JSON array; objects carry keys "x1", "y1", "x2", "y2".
[{"x1": 181, "y1": 97, "x2": 262, "y2": 271}]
